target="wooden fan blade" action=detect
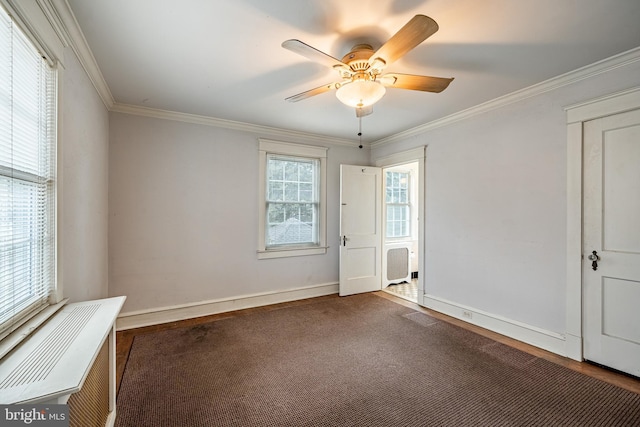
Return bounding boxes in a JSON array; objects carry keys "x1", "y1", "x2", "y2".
[
  {"x1": 356, "y1": 105, "x2": 373, "y2": 117},
  {"x1": 380, "y1": 73, "x2": 454, "y2": 93},
  {"x1": 285, "y1": 82, "x2": 339, "y2": 102},
  {"x1": 282, "y1": 39, "x2": 351, "y2": 74},
  {"x1": 369, "y1": 15, "x2": 439, "y2": 70}
]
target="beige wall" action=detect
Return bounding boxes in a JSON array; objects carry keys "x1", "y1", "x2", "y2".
[
  {"x1": 108, "y1": 113, "x2": 368, "y2": 313},
  {"x1": 60, "y1": 46, "x2": 110, "y2": 302},
  {"x1": 372, "y1": 57, "x2": 640, "y2": 336}
]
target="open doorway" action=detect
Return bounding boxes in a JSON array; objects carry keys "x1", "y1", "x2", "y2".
[
  {"x1": 339, "y1": 147, "x2": 425, "y2": 302},
  {"x1": 381, "y1": 161, "x2": 420, "y2": 303}
]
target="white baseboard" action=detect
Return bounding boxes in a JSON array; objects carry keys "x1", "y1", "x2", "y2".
[
  {"x1": 423, "y1": 294, "x2": 568, "y2": 356},
  {"x1": 116, "y1": 283, "x2": 339, "y2": 331}
]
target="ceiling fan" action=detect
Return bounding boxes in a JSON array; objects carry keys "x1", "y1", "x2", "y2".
[{"x1": 282, "y1": 15, "x2": 454, "y2": 117}]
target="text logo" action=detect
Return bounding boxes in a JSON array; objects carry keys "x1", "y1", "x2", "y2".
[{"x1": 1, "y1": 405, "x2": 68, "y2": 426}]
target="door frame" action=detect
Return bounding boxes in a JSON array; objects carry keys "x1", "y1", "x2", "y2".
[
  {"x1": 565, "y1": 86, "x2": 640, "y2": 361},
  {"x1": 374, "y1": 147, "x2": 426, "y2": 306}
]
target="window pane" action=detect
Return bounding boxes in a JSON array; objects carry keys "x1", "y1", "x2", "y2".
[
  {"x1": 299, "y1": 183, "x2": 313, "y2": 202},
  {"x1": 394, "y1": 222, "x2": 401, "y2": 237},
  {"x1": 300, "y1": 204, "x2": 313, "y2": 223},
  {"x1": 399, "y1": 189, "x2": 407, "y2": 203},
  {"x1": 284, "y1": 161, "x2": 298, "y2": 181},
  {"x1": 268, "y1": 181, "x2": 283, "y2": 201},
  {"x1": 284, "y1": 182, "x2": 298, "y2": 201},
  {"x1": 299, "y1": 163, "x2": 313, "y2": 182},
  {"x1": 268, "y1": 159, "x2": 284, "y2": 181},
  {"x1": 267, "y1": 204, "x2": 284, "y2": 224},
  {"x1": 267, "y1": 202, "x2": 317, "y2": 246}
]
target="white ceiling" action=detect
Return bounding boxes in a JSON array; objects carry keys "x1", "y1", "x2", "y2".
[{"x1": 66, "y1": 0, "x2": 640, "y2": 143}]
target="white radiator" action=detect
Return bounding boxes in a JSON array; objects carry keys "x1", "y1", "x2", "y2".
[{"x1": 384, "y1": 243, "x2": 412, "y2": 287}]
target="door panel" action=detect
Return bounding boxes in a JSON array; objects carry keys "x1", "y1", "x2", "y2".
[
  {"x1": 602, "y1": 125, "x2": 640, "y2": 253},
  {"x1": 583, "y1": 108, "x2": 640, "y2": 377},
  {"x1": 602, "y1": 278, "x2": 640, "y2": 345},
  {"x1": 343, "y1": 171, "x2": 377, "y2": 235},
  {"x1": 339, "y1": 165, "x2": 382, "y2": 296}
]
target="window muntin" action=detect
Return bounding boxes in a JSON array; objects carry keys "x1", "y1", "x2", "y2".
[
  {"x1": 386, "y1": 171, "x2": 410, "y2": 238},
  {"x1": 0, "y1": 5, "x2": 56, "y2": 338},
  {"x1": 266, "y1": 155, "x2": 319, "y2": 247}
]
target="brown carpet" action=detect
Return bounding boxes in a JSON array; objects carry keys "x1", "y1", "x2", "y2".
[{"x1": 116, "y1": 294, "x2": 640, "y2": 426}]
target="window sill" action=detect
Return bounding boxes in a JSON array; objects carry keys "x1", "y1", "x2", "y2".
[
  {"x1": 0, "y1": 299, "x2": 68, "y2": 360},
  {"x1": 257, "y1": 246, "x2": 328, "y2": 260}
]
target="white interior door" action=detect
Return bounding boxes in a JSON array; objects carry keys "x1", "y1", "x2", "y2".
[
  {"x1": 583, "y1": 108, "x2": 640, "y2": 377},
  {"x1": 339, "y1": 165, "x2": 382, "y2": 296}
]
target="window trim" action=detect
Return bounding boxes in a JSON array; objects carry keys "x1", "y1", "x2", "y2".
[{"x1": 258, "y1": 139, "x2": 327, "y2": 259}]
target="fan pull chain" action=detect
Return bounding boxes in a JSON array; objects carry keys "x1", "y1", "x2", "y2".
[{"x1": 358, "y1": 116, "x2": 363, "y2": 149}]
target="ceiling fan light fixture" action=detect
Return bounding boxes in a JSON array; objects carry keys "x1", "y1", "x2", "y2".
[{"x1": 335, "y1": 80, "x2": 386, "y2": 108}]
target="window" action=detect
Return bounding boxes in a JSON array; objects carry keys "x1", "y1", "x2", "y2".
[
  {"x1": 386, "y1": 171, "x2": 410, "y2": 238},
  {"x1": 258, "y1": 139, "x2": 327, "y2": 259},
  {"x1": 266, "y1": 155, "x2": 319, "y2": 246},
  {"x1": 0, "y1": 5, "x2": 57, "y2": 339}
]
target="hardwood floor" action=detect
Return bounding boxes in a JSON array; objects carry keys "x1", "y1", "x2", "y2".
[{"x1": 116, "y1": 292, "x2": 640, "y2": 396}]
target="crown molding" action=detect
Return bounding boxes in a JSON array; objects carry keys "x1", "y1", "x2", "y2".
[
  {"x1": 370, "y1": 46, "x2": 640, "y2": 148},
  {"x1": 110, "y1": 103, "x2": 360, "y2": 148},
  {"x1": 49, "y1": 0, "x2": 114, "y2": 108},
  {"x1": 35, "y1": 0, "x2": 70, "y2": 47}
]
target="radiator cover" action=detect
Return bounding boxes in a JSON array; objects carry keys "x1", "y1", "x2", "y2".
[
  {"x1": 0, "y1": 297, "x2": 124, "y2": 427},
  {"x1": 68, "y1": 340, "x2": 110, "y2": 427}
]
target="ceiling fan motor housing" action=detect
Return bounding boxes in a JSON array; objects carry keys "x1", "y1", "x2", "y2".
[{"x1": 341, "y1": 44, "x2": 375, "y2": 72}]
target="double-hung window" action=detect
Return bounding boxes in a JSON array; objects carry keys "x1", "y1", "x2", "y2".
[
  {"x1": 266, "y1": 155, "x2": 318, "y2": 246},
  {"x1": 258, "y1": 139, "x2": 327, "y2": 259},
  {"x1": 385, "y1": 171, "x2": 410, "y2": 238},
  {"x1": 0, "y1": 5, "x2": 57, "y2": 340}
]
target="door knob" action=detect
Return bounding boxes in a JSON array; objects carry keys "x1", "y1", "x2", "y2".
[{"x1": 587, "y1": 250, "x2": 599, "y2": 271}]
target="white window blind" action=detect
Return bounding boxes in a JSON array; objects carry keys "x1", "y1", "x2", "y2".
[{"x1": 0, "y1": 5, "x2": 56, "y2": 339}]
